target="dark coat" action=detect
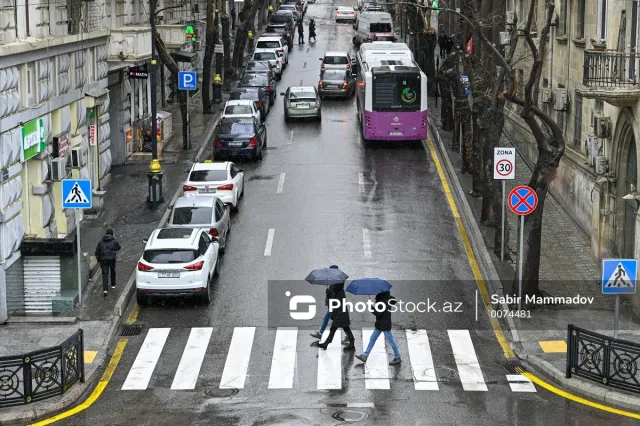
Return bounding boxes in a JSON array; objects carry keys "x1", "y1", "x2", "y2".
[
  {"x1": 298, "y1": 22, "x2": 304, "y2": 35},
  {"x1": 324, "y1": 286, "x2": 331, "y2": 307},
  {"x1": 372, "y1": 291, "x2": 396, "y2": 331},
  {"x1": 328, "y1": 285, "x2": 350, "y2": 327},
  {"x1": 95, "y1": 234, "x2": 121, "y2": 262}
]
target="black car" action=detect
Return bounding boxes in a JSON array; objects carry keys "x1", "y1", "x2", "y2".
[
  {"x1": 269, "y1": 11, "x2": 296, "y2": 35},
  {"x1": 318, "y1": 69, "x2": 356, "y2": 99},
  {"x1": 244, "y1": 60, "x2": 276, "y2": 82},
  {"x1": 265, "y1": 24, "x2": 294, "y2": 48},
  {"x1": 229, "y1": 87, "x2": 270, "y2": 121},
  {"x1": 214, "y1": 117, "x2": 267, "y2": 161},
  {"x1": 238, "y1": 73, "x2": 277, "y2": 106}
]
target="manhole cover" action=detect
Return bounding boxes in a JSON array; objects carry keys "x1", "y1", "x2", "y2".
[
  {"x1": 331, "y1": 410, "x2": 368, "y2": 422},
  {"x1": 204, "y1": 387, "x2": 239, "y2": 397},
  {"x1": 120, "y1": 324, "x2": 143, "y2": 336},
  {"x1": 248, "y1": 175, "x2": 275, "y2": 181}
]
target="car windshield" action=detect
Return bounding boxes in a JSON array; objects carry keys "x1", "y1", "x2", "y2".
[
  {"x1": 225, "y1": 105, "x2": 253, "y2": 115},
  {"x1": 143, "y1": 249, "x2": 198, "y2": 264},
  {"x1": 231, "y1": 90, "x2": 260, "y2": 101},
  {"x1": 267, "y1": 26, "x2": 286, "y2": 34},
  {"x1": 172, "y1": 206, "x2": 213, "y2": 225},
  {"x1": 290, "y1": 90, "x2": 316, "y2": 99},
  {"x1": 257, "y1": 41, "x2": 280, "y2": 49},
  {"x1": 322, "y1": 70, "x2": 347, "y2": 80},
  {"x1": 270, "y1": 14, "x2": 292, "y2": 24},
  {"x1": 246, "y1": 61, "x2": 268, "y2": 71},
  {"x1": 219, "y1": 120, "x2": 255, "y2": 134},
  {"x1": 189, "y1": 169, "x2": 228, "y2": 182},
  {"x1": 324, "y1": 56, "x2": 349, "y2": 64},
  {"x1": 370, "y1": 23, "x2": 392, "y2": 32},
  {"x1": 240, "y1": 74, "x2": 268, "y2": 86},
  {"x1": 253, "y1": 52, "x2": 276, "y2": 60}
]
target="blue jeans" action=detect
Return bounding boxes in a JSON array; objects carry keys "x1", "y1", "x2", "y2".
[
  {"x1": 363, "y1": 328, "x2": 400, "y2": 358},
  {"x1": 319, "y1": 310, "x2": 331, "y2": 334}
]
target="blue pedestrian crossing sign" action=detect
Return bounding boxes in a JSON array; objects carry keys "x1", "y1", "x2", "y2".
[
  {"x1": 178, "y1": 71, "x2": 197, "y2": 90},
  {"x1": 62, "y1": 179, "x2": 92, "y2": 209},
  {"x1": 602, "y1": 259, "x2": 637, "y2": 294}
]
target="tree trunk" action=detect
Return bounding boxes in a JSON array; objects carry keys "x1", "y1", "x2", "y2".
[
  {"x1": 202, "y1": 0, "x2": 217, "y2": 114},
  {"x1": 470, "y1": 99, "x2": 485, "y2": 197},
  {"x1": 460, "y1": 102, "x2": 473, "y2": 174},
  {"x1": 422, "y1": 32, "x2": 438, "y2": 96},
  {"x1": 232, "y1": 0, "x2": 263, "y2": 70},
  {"x1": 222, "y1": 15, "x2": 233, "y2": 90},
  {"x1": 438, "y1": 77, "x2": 454, "y2": 132}
]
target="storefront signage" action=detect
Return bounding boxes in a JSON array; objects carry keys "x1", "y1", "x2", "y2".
[
  {"x1": 52, "y1": 132, "x2": 70, "y2": 158},
  {"x1": 128, "y1": 67, "x2": 149, "y2": 79},
  {"x1": 185, "y1": 25, "x2": 197, "y2": 42},
  {"x1": 21, "y1": 118, "x2": 47, "y2": 162},
  {"x1": 90, "y1": 124, "x2": 97, "y2": 146}
]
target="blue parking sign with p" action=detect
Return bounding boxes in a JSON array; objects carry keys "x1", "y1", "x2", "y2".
[{"x1": 178, "y1": 71, "x2": 197, "y2": 90}]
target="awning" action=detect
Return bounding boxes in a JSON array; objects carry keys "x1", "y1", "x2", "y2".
[{"x1": 172, "y1": 51, "x2": 199, "y2": 64}]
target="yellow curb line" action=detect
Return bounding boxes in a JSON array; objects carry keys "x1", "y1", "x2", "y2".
[{"x1": 126, "y1": 303, "x2": 141, "y2": 325}]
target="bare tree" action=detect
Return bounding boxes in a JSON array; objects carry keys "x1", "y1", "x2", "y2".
[
  {"x1": 202, "y1": 0, "x2": 217, "y2": 113},
  {"x1": 231, "y1": 0, "x2": 265, "y2": 71}
]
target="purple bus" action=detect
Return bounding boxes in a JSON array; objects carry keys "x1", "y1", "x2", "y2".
[{"x1": 355, "y1": 42, "x2": 428, "y2": 142}]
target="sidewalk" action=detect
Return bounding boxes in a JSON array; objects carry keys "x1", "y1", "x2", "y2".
[{"x1": 427, "y1": 97, "x2": 640, "y2": 410}]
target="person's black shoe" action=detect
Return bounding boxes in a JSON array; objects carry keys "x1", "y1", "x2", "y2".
[{"x1": 318, "y1": 342, "x2": 329, "y2": 350}]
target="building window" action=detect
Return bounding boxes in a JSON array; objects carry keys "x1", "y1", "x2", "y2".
[
  {"x1": 574, "y1": 93, "x2": 583, "y2": 149},
  {"x1": 598, "y1": 0, "x2": 608, "y2": 41},
  {"x1": 560, "y1": 0, "x2": 568, "y2": 36},
  {"x1": 576, "y1": 0, "x2": 585, "y2": 39}
]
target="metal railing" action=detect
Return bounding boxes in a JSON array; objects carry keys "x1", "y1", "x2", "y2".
[
  {"x1": 566, "y1": 324, "x2": 640, "y2": 394},
  {"x1": 583, "y1": 50, "x2": 640, "y2": 87},
  {"x1": 0, "y1": 329, "x2": 84, "y2": 408}
]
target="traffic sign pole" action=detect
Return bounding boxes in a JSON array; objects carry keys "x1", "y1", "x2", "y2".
[
  {"x1": 614, "y1": 295, "x2": 620, "y2": 338},
  {"x1": 76, "y1": 212, "x2": 82, "y2": 306},
  {"x1": 494, "y1": 148, "x2": 516, "y2": 262},
  {"x1": 501, "y1": 181, "x2": 505, "y2": 262},
  {"x1": 518, "y1": 214, "x2": 524, "y2": 311},
  {"x1": 601, "y1": 259, "x2": 637, "y2": 337}
]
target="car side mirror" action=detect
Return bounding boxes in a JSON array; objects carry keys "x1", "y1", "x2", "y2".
[
  {"x1": 239, "y1": 168, "x2": 245, "y2": 172},
  {"x1": 280, "y1": 92, "x2": 286, "y2": 95},
  {"x1": 319, "y1": 58, "x2": 323, "y2": 60},
  {"x1": 212, "y1": 237, "x2": 219, "y2": 243},
  {"x1": 142, "y1": 238, "x2": 148, "y2": 244}
]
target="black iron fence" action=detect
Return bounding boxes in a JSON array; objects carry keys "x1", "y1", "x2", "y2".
[
  {"x1": 0, "y1": 329, "x2": 84, "y2": 407},
  {"x1": 566, "y1": 324, "x2": 640, "y2": 394},
  {"x1": 583, "y1": 50, "x2": 640, "y2": 87}
]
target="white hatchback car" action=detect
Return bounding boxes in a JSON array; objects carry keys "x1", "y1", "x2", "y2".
[
  {"x1": 222, "y1": 100, "x2": 261, "y2": 122},
  {"x1": 183, "y1": 161, "x2": 245, "y2": 210},
  {"x1": 336, "y1": 6, "x2": 357, "y2": 22},
  {"x1": 136, "y1": 228, "x2": 220, "y2": 305}
]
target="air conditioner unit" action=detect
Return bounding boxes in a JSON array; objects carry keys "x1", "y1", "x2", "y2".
[
  {"x1": 51, "y1": 157, "x2": 70, "y2": 181},
  {"x1": 499, "y1": 31, "x2": 511, "y2": 45},
  {"x1": 553, "y1": 88, "x2": 569, "y2": 110},
  {"x1": 71, "y1": 146, "x2": 87, "y2": 168},
  {"x1": 595, "y1": 155, "x2": 609, "y2": 174},
  {"x1": 506, "y1": 11, "x2": 515, "y2": 25},
  {"x1": 593, "y1": 114, "x2": 611, "y2": 138},
  {"x1": 540, "y1": 88, "x2": 552, "y2": 103}
]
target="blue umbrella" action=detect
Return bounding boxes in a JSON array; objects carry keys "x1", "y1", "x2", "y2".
[
  {"x1": 305, "y1": 268, "x2": 349, "y2": 285},
  {"x1": 346, "y1": 278, "x2": 392, "y2": 295}
]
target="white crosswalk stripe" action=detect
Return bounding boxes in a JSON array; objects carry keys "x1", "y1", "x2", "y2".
[{"x1": 118, "y1": 327, "x2": 535, "y2": 393}]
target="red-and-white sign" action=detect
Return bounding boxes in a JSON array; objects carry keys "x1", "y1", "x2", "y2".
[
  {"x1": 89, "y1": 125, "x2": 96, "y2": 146},
  {"x1": 493, "y1": 147, "x2": 515, "y2": 180}
]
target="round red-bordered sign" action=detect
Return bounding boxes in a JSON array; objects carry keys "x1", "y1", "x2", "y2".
[
  {"x1": 508, "y1": 186, "x2": 538, "y2": 215},
  {"x1": 496, "y1": 159, "x2": 513, "y2": 177}
]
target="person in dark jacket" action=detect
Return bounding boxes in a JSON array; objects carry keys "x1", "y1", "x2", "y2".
[
  {"x1": 356, "y1": 291, "x2": 401, "y2": 365},
  {"x1": 308, "y1": 19, "x2": 316, "y2": 42},
  {"x1": 438, "y1": 33, "x2": 445, "y2": 58},
  {"x1": 297, "y1": 20, "x2": 304, "y2": 44},
  {"x1": 311, "y1": 265, "x2": 341, "y2": 339},
  {"x1": 318, "y1": 283, "x2": 355, "y2": 350},
  {"x1": 95, "y1": 229, "x2": 121, "y2": 296}
]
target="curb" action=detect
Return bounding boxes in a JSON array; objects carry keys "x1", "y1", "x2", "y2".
[{"x1": 517, "y1": 350, "x2": 640, "y2": 412}]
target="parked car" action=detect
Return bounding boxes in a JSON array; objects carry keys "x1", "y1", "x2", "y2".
[
  {"x1": 136, "y1": 228, "x2": 220, "y2": 305},
  {"x1": 256, "y1": 35, "x2": 289, "y2": 65},
  {"x1": 168, "y1": 195, "x2": 231, "y2": 254},
  {"x1": 281, "y1": 86, "x2": 321, "y2": 122},
  {"x1": 229, "y1": 87, "x2": 270, "y2": 120},
  {"x1": 278, "y1": 4, "x2": 300, "y2": 21},
  {"x1": 251, "y1": 50, "x2": 283, "y2": 79},
  {"x1": 214, "y1": 117, "x2": 267, "y2": 161},
  {"x1": 222, "y1": 99, "x2": 261, "y2": 122},
  {"x1": 244, "y1": 60, "x2": 276, "y2": 82},
  {"x1": 265, "y1": 24, "x2": 294, "y2": 48},
  {"x1": 335, "y1": 6, "x2": 357, "y2": 22},
  {"x1": 259, "y1": 33, "x2": 290, "y2": 58},
  {"x1": 320, "y1": 51, "x2": 356, "y2": 72},
  {"x1": 238, "y1": 72, "x2": 277, "y2": 105},
  {"x1": 318, "y1": 69, "x2": 356, "y2": 99},
  {"x1": 269, "y1": 11, "x2": 296, "y2": 34},
  {"x1": 183, "y1": 161, "x2": 245, "y2": 210}
]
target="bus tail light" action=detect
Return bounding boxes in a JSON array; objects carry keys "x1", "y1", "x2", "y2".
[{"x1": 365, "y1": 116, "x2": 371, "y2": 127}]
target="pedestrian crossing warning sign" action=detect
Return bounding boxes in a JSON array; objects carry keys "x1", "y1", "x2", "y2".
[
  {"x1": 62, "y1": 179, "x2": 92, "y2": 209},
  {"x1": 602, "y1": 259, "x2": 637, "y2": 294}
]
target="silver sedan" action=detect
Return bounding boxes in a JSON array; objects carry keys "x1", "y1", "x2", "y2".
[
  {"x1": 318, "y1": 69, "x2": 356, "y2": 99},
  {"x1": 281, "y1": 86, "x2": 322, "y2": 122}
]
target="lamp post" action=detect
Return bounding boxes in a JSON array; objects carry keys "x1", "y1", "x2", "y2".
[{"x1": 148, "y1": 0, "x2": 164, "y2": 207}]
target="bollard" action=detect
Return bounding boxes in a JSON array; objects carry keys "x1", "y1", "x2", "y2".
[
  {"x1": 147, "y1": 159, "x2": 164, "y2": 208},
  {"x1": 213, "y1": 74, "x2": 223, "y2": 104},
  {"x1": 248, "y1": 31, "x2": 254, "y2": 51}
]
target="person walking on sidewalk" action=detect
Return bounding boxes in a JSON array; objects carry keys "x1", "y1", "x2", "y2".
[
  {"x1": 309, "y1": 18, "x2": 316, "y2": 42},
  {"x1": 95, "y1": 229, "x2": 121, "y2": 296},
  {"x1": 298, "y1": 20, "x2": 305, "y2": 44},
  {"x1": 318, "y1": 283, "x2": 355, "y2": 351},
  {"x1": 356, "y1": 291, "x2": 401, "y2": 365}
]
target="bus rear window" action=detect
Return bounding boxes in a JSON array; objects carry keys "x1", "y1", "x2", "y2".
[
  {"x1": 372, "y1": 72, "x2": 421, "y2": 111},
  {"x1": 370, "y1": 23, "x2": 392, "y2": 32}
]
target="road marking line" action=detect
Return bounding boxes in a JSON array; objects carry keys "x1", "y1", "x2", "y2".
[
  {"x1": 362, "y1": 329, "x2": 390, "y2": 389},
  {"x1": 29, "y1": 339, "x2": 128, "y2": 425},
  {"x1": 277, "y1": 173, "x2": 286, "y2": 193},
  {"x1": 121, "y1": 328, "x2": 170, "y2": 390},
  {"x1": 362, "y1": 229, "x2": 372, "y2": 257},
  {"x1": 288, "y1": 130, "x2": 293, "y2": 145},
  {"x1": 447, "y1": 330, "x2": 487, "y2": 391},
  {"x1": 220, "y1": 327, "x2": 255, "y2": 389},
  {"x1": 426, "y1": 138, "x2": 515, "y2": 359},
  {"x1": 264, "y1": 228, "x2": 275, "y2": 256},
  {"x1": 171, "y1": 327, "x2": 213, "y2": 390},
  {"x1": 405, "y1": 330, "x2": 438, "y2": 390},
  {"x1": 538, "y1": 340, "x2": 567, "y2": 353},
  {"x1": 347, "y1": 402, "x2": 375, "y2": 408},
  {"x1": 268, "y1": 327, "x2": 298, "y2": 389},
  {"x1": 358, "y1": 172, "x2": 365, "y2": 193},
  {"x1": 523, "y1": 372, "x2": 640, "y2": 419},
  {"x1": 317, "y1": 329, "x2": 341, "y2": 389},
  {"x1": 506, "y1": 374, "x2": 536, "y2": 392},
  {"x1": 126, "y1": 303, "x2": 140, "y2": 324},
  {"x1": 83, "y1": 351, "x2": 98, "y2": 364}
]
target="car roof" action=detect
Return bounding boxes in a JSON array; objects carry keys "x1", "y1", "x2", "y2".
[
  {"x1": 324, "y1": 51, "x2": 349, "y2": 56},
  {"x1": 267, "y1": 23, "x2": 286, "y2": 26},
  {"x1": 192, "y1": 161, "x2": 229, "y2": 171},
  {"x1": 147, "y1": 228, "x2": 200, "y2": 250},
  {"x1": 260, "y1": 33, "x2": 284, "y2": 38},
  {"x1": 226, "y1": 99, "x2": 254, "y2": 106},
  {"x1": 258, "y1": 36, "x2": 282, "y2": 41},
  {"x1": 337, "y1": 5, "x2": 353, "y2": 8},
  {"x1": 174, "y1": 195, "x2": 217, "y2": 208},
  {"x1": 273, "y1": 10, "x2": 293, "y2": 14},
  {"x1": 254, "y1": 48, "x2": 277, "y2": 53},
  {"x1": 289, "y1": 86, "x2": 316, "y2": 92}
]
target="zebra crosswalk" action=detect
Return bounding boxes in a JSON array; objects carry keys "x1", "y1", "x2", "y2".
[{"x1": 117, "y1": 327, "x2": 536, "y2": 393}]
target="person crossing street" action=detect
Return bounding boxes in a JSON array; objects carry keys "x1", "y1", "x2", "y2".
[
  {"x1": 317, "y1": 283, "x2": 355, "y2": 351},
  {"x1": 356, "y1": 291, "x2": 402, "y2": 365},
  {"x1": 95, "y1": 229, "x2": 121, "y2": 296},
  {"x1": 309, "y1": 18, "x2": 316, "y2": 42},
  {"x1": 297, "y1": 20, "x2": 305, "y2": 44}
]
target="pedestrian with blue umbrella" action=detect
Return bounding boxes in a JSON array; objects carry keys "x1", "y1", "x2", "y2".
[
  {"x1": 306, "y1": 265, "x2": 350, "y2": 345},
  {"x1": 347, "y1": 278, "x2": 401, "y2": 365}
]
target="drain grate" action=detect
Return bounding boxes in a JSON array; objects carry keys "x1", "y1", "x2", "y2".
[
  {"x1": 120, "y1": 324, "x2": 143, "y2": 336},
  {"x1": 502, "y1": 360, "x2": 526, "y2": 375}
]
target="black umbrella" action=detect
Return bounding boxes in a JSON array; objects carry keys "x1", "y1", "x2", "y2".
[{"x1": 305, "y1": 267, "x2": 348, "y2": 285}]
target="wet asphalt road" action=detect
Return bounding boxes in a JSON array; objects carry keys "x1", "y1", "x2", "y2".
[{"x1": 53, "y1": 2, "x2": 638, "y2": 425}]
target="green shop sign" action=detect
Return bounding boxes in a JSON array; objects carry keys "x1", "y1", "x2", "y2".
[{"x1": 22, "y1": 118, "x2": 47, "y2": 162}]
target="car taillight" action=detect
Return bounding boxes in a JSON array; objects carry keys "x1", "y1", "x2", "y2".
[
  {"x1": 138, "y1": 262, "x2": 153, "y2": 271},
  {"x1": 215, "y1": 137, "x2": 223, "y2": 147},
  {"x1": 318, "y1": 81, "x2": 323, "y2": 87},
  {"x1": 321, "y1": 63, "x2": 325, "y2": 69},
  {"x1": 248, "y1": 137, "x2": 258, "y2": 147},
  {"x1": 266, "y1": 87, "x2": 272, "y2": 92},
  {"x1": 256, "y1": 102, "x2": 263, "y2": 108},
  {"x1": 343, "y1": 82, "x2": 348, "y2": 89},
  {"x1": 183, "y1": 184, "x2": 197, "y2": 192},
  {"x1": 184, "y1": 261, "x2": 204, "y2": 271},
  {"x1": 209, "y1": 228, "x2": 219, "y2": 237},
  {"x1": 346, "y1": 63, "x2": 350, "y2": 69},
  {"x1": 217, "y1": 183, "x2": 234, "y2": 190}
]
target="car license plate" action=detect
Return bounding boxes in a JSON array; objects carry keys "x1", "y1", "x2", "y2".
[
  {"x1": 159, "y1": 272, "x2": 180, "y2": 278},
  {"x1": 229, "y1": 142, "x2": 243, "y2": 147},
  {"x1": 327, "y1": 85, "x2": 339, "y2": 89},
  {"x1": 296, "y1": 103, "x2": 308, "y2": 108},
  {"x1": 389, "y1": 131, "x2": 404, "y2": 136},
  {"x1": 200, "y1": 188, "x2": 216, "y2": 193}
]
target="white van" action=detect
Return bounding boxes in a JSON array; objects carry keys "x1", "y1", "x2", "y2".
[{"x1": 353, "y1": 11, "x2": 393, "y2": 46}]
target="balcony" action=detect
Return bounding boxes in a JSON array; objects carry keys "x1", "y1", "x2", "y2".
[
  {"x1": 576, "y1": 50, "x2": 640, "y2": 107},
  {"x1": 107, "y1": 26, "x2": 152, "y2": 68}
]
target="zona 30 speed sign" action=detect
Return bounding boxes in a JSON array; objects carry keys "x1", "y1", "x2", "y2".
[{"x1": 494, "y1": 147, "x2": 515, "y2": 180}]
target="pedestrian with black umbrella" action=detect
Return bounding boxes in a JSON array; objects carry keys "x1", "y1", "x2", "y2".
[
  {"x1": 306, "y1": 265, "x2": 350, "y2": 345},
  {"x1": 317, "y1": 283, "x2": 355, "y2": 350}
]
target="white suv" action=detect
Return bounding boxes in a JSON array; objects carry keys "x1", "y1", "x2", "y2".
[
  {"x1": 136, "y1": 228, "x2": 220, "y2": 305},
  {"x1": 256, "y1": 36, "x2": 289, "y2": 65},
  {"x1": 252, "y1": 50, "x2": 283, "y2": 79}
]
